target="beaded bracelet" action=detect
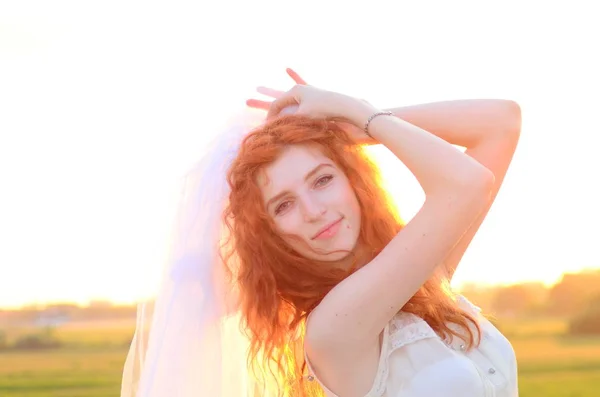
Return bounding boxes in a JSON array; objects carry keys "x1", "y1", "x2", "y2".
[{"x1": 364, "y1": 111, "x2": 393, "y2": 138}]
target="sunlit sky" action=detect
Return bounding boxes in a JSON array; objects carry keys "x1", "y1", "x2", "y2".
[{"x1": 1, "y1": 1, "x2": 598, "y2": 308}]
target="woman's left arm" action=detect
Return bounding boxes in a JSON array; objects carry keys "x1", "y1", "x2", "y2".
[{"x1": 388, "y1": 99, "x2": 521, "y2": 280}]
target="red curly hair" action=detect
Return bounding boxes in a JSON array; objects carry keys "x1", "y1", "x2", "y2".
[{"x1": 222, "y1": 114, "x2": 480, "y2": 396}]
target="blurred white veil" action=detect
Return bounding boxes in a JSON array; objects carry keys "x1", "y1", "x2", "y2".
[{"x1": 120, "y1": 108, "x2": 275, "y2": 397}]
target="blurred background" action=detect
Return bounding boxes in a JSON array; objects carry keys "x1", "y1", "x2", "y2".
[{"x1": 1, "y1": 1, "x2": 599, "y2": 396}]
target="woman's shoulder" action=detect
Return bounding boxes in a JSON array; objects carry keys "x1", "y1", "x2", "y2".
[{"x1": 455, "y1": 294, "x2": 483, "y2": 314}]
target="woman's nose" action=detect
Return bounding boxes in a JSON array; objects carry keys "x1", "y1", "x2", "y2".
[{"x1": 301, "y1": 197, "x2": 326, "y2": 222}]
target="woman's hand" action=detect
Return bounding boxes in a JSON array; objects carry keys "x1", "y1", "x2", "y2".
[
  {"x1": 265, "y1": 84, "x2": 358, "y2": 120},
  {"x1": 246, "y1": 68, "x2": 307, "y2": 111},
  {"x1": 247, "y1": 69, "x2": 376, "y2": 144}
]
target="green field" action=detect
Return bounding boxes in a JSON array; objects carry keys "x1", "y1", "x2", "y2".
[{"x1": 1, "y1": 319, "x2": 599, "y2": 396}]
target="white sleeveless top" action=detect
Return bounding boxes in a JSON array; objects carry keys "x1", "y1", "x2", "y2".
[{"x1": 305, "y1": 296, "x2": 519, "y2": 397}]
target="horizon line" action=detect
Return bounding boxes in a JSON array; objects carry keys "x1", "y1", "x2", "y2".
[{"x1": 4, "y1": 268, "x2": 600, "y2": 311}]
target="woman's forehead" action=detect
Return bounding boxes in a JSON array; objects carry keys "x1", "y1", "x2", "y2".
[{"x1": 257, "y1": 146, "x2": 332, "y2": 190}]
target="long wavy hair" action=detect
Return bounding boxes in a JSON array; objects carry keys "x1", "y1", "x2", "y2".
[{"x1": 221, "y1": 114, "x2": 480, "y2": 396}]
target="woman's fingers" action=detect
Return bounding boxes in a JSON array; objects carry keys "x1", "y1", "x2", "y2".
[
  {"x1": 246, "y1": 87, "x2": 284, "y2": 110},
  {"x1": 266, "y1": 88, "x2": 301, "y2": 120},
  {"x1": 256, "y1": 86, "x2": 284, "y2": 99},
  {"x1": 246, "y1": 70, "x2": 306, "y2": 112},
  {"x1": 286, "y1": 68, "x2": 307, "y2": 85},
  {"x1": 246, "y1": 98, "x2": 271, "y2": 110}
]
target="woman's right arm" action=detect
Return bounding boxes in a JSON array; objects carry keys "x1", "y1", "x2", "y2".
[{"x1": 306, "y1": 94, "x2": 494, "y2": 350}]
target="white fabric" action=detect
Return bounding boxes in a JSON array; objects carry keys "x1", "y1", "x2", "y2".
[
  {"x1": 120, "y1": 110, "x2": 270, "y2": 397},
  {"x1": 305, "y1": 296, "x2": 519, "y2": 397}
]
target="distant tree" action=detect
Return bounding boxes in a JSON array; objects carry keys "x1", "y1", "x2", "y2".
[
  {"x1": 547, "y1": 271, "x2": 600, "y2": 316},
  {"x1": 491, "y1": 283, "x2": 547, "y2": 316},
  {"x1": 13, "y1": 330, "x2": 61, "y2": 350},
  {"x1": 569, "y1": 294, "x2": 600, "y2": 335},
  {"x1": 458, "y1": 283, "x2": 499, "y2": 312},
  {"x1": 0, "y1": 330, "x2": 7, "y2": 350}
]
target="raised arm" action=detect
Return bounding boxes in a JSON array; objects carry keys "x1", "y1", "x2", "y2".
[
  {"x1": 306, "y1": 94, "x2": 494, "y2": 350},
  {"x1": 386, "y1": 100, "x2": 521, "y2": 279}
]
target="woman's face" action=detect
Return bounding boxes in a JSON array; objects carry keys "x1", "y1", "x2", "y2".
[{"x1": 258, "y1": 145, "x2": 362, "y2": 261}]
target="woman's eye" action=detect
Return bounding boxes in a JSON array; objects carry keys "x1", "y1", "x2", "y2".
[
  {"x1": 315, "y1": 175, "x2": 333, "y2": 187},
  {"x1": 275, "y1": 201, "x2": 291, "y2": 215}
]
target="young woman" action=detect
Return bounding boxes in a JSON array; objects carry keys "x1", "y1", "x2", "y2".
[{"x1": 121, "y1": 69, "x2": 521, "y2": 397}]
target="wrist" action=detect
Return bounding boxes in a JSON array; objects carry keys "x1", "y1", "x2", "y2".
[
  {"x1": 337, "y1": 95, "x2": 380, "y2": 127},
  {"x1": 364, "y1": 110, "x2": 394, "y2": 139}
]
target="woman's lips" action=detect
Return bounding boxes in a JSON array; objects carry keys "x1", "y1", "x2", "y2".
[{"x1": 312, "y1": 218, "x2": 343, "y2": 240}]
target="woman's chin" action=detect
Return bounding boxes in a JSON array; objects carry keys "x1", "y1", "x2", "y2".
[
  {"x1": 319, "y1": 250, "x2": 353, "y2": 263},
  {"x1": 310, "y1": 246, "x2": 362, "y2": 268}
]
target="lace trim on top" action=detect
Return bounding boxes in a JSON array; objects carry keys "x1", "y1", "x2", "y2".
[
  {"x1": 364, "y1": 296, "x2": 480, "y2": 397},
  {"x1": 365, "y1": 313, "x2": 437, "y2": 397}
]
